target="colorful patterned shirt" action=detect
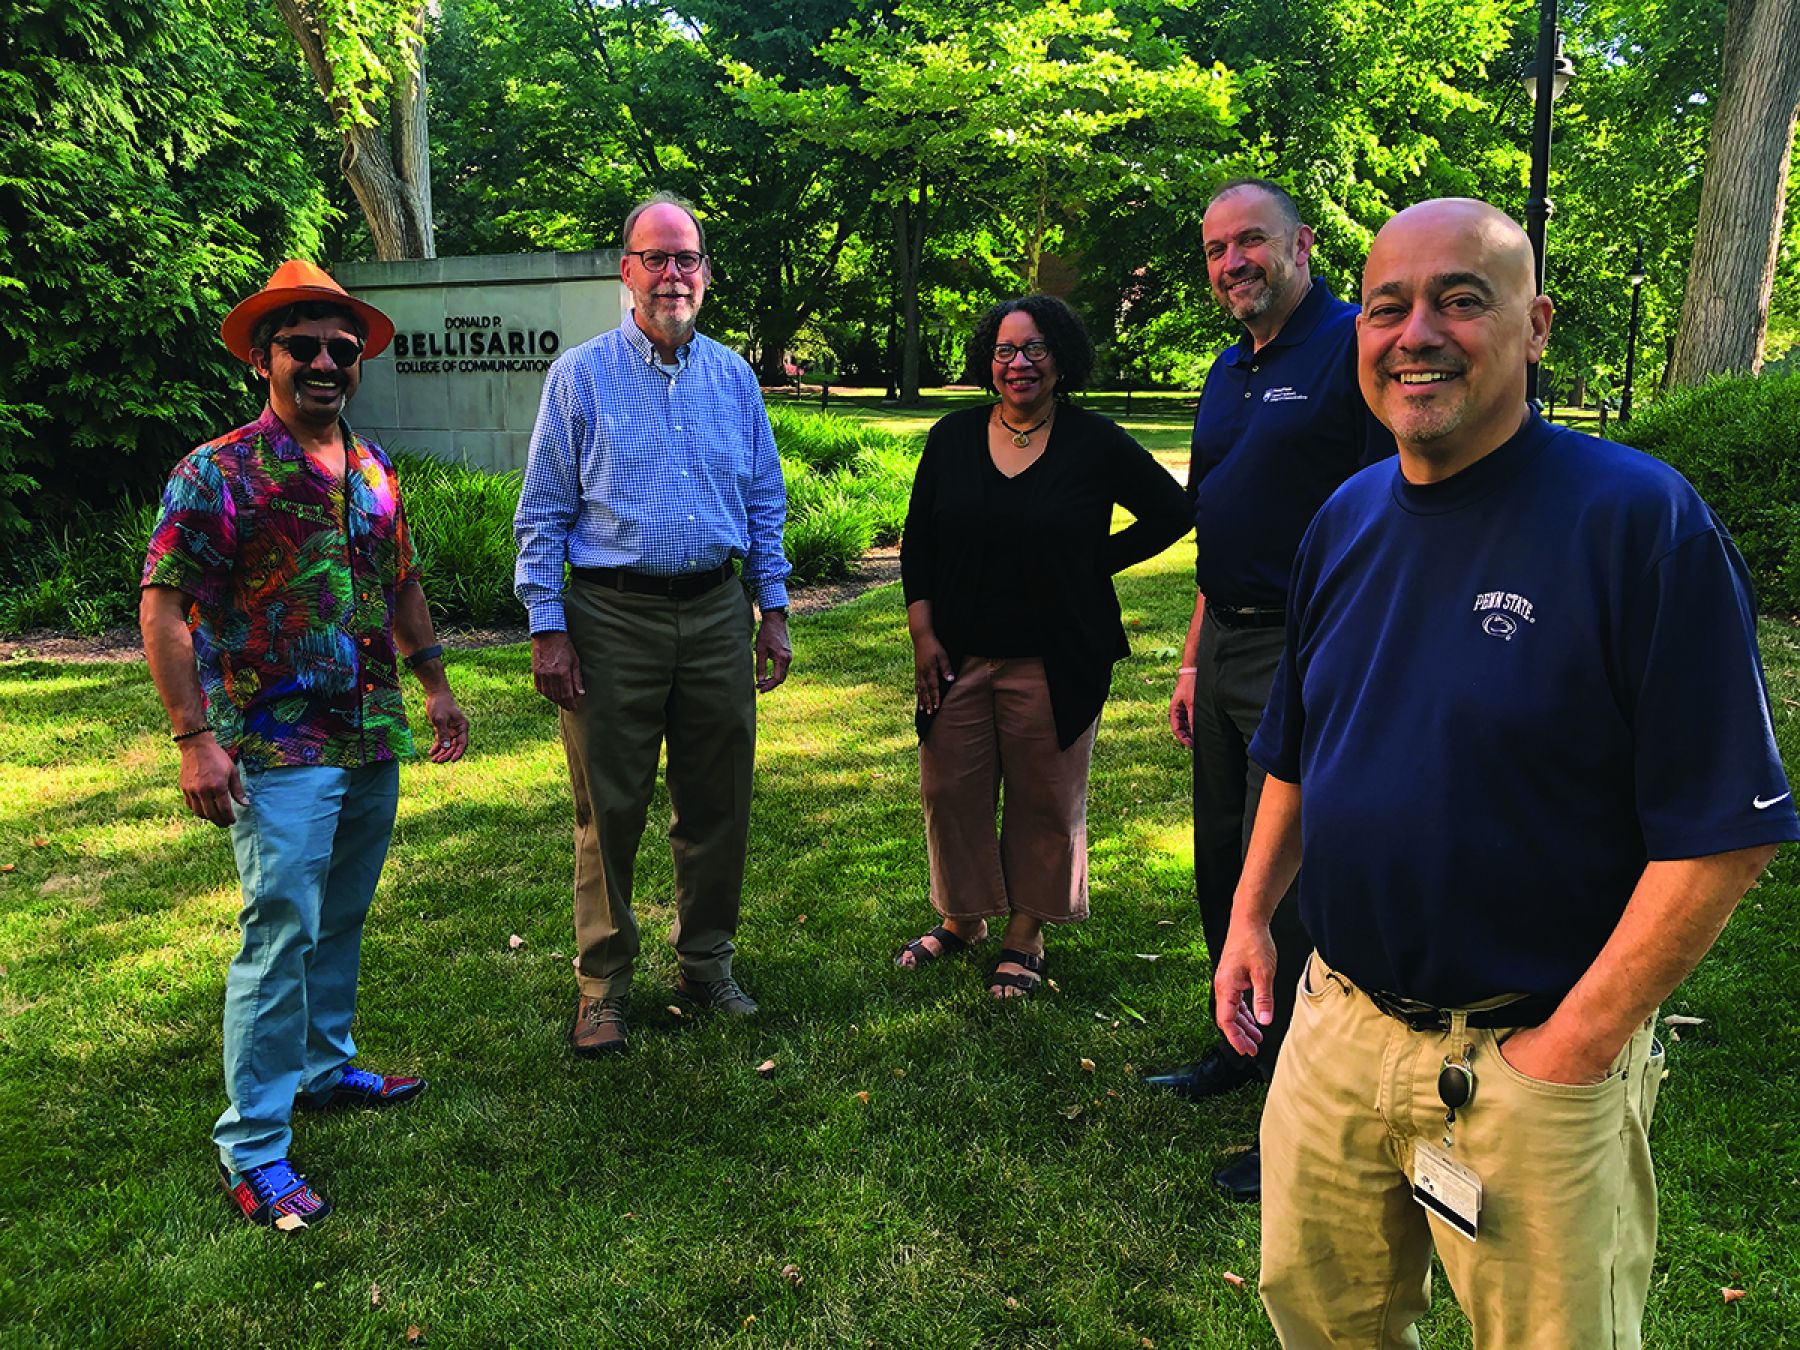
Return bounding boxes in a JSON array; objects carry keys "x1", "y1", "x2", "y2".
[{"x1": 141, "y1": 407, "x2": 418, "y2": 769}]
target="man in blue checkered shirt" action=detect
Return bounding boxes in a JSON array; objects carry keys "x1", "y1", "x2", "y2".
[{"x1": 514, "y1": 192, "x2": 792, "y2": 1057}]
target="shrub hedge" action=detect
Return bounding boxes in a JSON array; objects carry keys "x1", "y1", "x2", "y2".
[
  {"x1": 0, "y1": 408, "x2": 923, "y2": 635},
  {"x1": 1616, "y1": 372, "x2": 1800, "y2": 616}
]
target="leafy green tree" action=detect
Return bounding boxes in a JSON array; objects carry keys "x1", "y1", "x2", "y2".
[
  {"x1": 0, "y1": 0, "x2": 331, "y2": 527},
  {"x1": 731, "y1": 0, "x2": 1239, "y2": 400}
]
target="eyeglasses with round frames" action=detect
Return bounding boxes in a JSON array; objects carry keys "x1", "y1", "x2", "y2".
[
  {"x1": 993, "y1": 340, "x2": 1051, "y2": 363},
  {"x1": 268, "y1": 334, "x2": 364, "y2": 367},
  {"x1": 624, "y1": 249, "x2": 708, "y2": 275}
]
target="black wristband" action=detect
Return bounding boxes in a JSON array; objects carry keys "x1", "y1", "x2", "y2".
[
  {"x1": 404, "y1": 643, "x2": 445, "y2": 671},
  {"x1": 171, "y1": 727, "x2": 210, "y2": 743}
]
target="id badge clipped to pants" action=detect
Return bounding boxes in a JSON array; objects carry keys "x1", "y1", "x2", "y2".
[{"x1": 1412, "y1": 1046, "x2": 1483, "y2": 1240}]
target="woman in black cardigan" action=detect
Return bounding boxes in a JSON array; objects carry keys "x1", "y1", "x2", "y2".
[{"x1": 896, "y1": 295, "x2": 1191, "y2": 996}]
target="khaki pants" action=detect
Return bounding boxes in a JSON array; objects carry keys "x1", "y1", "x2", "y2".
[
  {"x1": 919, "y1": 656, "x2": 1096, "y2": 923},
  {"x1": 561, "y1": 576, "x2": 756, "y2": 998},
  {"x1": 1261, "y1": 953, "x2": 1664, "y2": 1350}
]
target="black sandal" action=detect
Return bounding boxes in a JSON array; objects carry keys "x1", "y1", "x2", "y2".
[
  {"x1": 987, "y1": 947, "x2": 1046, "y2": 998},
  {"x1": 895, "y1": 924, "x2": 977, "y2": 968}
]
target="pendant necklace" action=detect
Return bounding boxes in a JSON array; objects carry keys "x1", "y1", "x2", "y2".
[{"x1": 996, "y1": 406, "x2": 1052, "y2": 448}]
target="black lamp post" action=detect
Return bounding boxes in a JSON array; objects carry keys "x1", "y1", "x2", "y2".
[
  {"x1": 1621, "y1": 241, "x2": 1646, "y2": 423},
  {"x1": 1523, "y1": 4, "x2": 1575, "y2": 402}
]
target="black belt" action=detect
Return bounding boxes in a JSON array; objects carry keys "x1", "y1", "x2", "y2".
[
  {"x1": 1210, "y1": 603, "x2": 1285, "y2": 630},
  {"x1": 1363, "y1": 986, "x2": 1555, "y2": 1032},
  {"x1": 571, "y1": 562, "x2": 734, "y2": 599}
]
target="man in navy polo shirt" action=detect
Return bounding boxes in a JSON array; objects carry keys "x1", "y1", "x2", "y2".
[
  {"x1": 1215, "y1": 197, "x2": 1797, "y2": 1346},
  {"x1": 1147, "y1": 178, "x2": 1392, "y2": 1202}
]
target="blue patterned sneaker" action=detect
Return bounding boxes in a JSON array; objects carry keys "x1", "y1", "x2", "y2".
[
  {"x1": 298, "y1": 1065, "x2": 428, "y2": 1112},
  {"x1": 220, "y1": 1159, "x2": 332, "y2": 1231}
]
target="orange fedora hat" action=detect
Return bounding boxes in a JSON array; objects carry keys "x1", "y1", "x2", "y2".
[{"x1": 220, "y1": 260, "x2": 396, "y2": 363}]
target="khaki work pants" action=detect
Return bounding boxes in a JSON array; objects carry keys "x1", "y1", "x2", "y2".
[
  {"x1": 561, "y1": 576, "x2": 756, "y2": 999},
  {"x1": 919, "y1": 656, "x2": 1096, "y2": 924},
  {"x1": 1261, "y1": 953, "x2": 1664, "y2": 1350}
]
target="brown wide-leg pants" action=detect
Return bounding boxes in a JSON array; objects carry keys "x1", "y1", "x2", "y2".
[
  {"x1": 561, "y1": 576, "x2": 756, "y2": 999},
  {"x1": 919, "y1": 656, "x2": 1096, "y2": 924}
]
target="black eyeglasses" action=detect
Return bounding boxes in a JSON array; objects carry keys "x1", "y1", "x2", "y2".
[
  {"x1": 268, "y1": 335, "x2": 364, "y2": 367},
  {"x1": 624, "y1": 249, "x2": 708, "y2": 275},
  {"x1": 993, "y1": 340, "x2": 1051, "y2": 363}
]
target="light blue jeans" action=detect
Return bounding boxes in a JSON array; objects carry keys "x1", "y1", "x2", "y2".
[{"x1": 213, "y1": 761, "x2": 400, "y2": 1174}]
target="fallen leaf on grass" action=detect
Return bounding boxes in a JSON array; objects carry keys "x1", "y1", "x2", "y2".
[
  {"x1": 550, "y1": 951, "x2": 563, "y2": 960},
  {"x1": 780, "y1": 1263, "x2": 803, "y2": 1286},
  {"x1": 855, "y1": 1091, "x2": 870, "y2": 1103},
  {"x1": 1222, "y1": 1271, "x2": 1247, "y2": 1289},
  {"x1": 406, "y1": 1325, "x2": 426, "y2": 1345},
  {"x1": 743, "y1": 1315, "x2": 757, "y2": 1330},
  {"x1": 507, "y1": 934, "x2": 525, "y2": 950},
  {"x1": 370, "y1": 1281, "x2": 382, "y2": 1308},
  {"x1": 32, "y1": 838, "x2": 48, "y2": 847},
  {"x1": 1059, "y1": 1104, "x2": 1082, "y2": 1119},
  {"x1": 1142, "y1": 1339, "x2": 1157, "y2": 1348},
  {"x1": 1663, "y1": 1014, "x2": 1706, "y2": 1027},
  {"x1": 0, "y1": 863, "x2": 14, "y2": 874},
  {"x1": 275, "y1": 1214, "x2": 307, "y2": 1232},
  {"x1": 795, "y1": 914, "x2": 807, "y2": 925},
  {"x1": 1080, "y1": 1057, "x2": 1096, "y2": 1073},
  {"x1": 892, "y1": 1067, "x2": 907, "y2": 1079},
  {"x1": 1045, "y1": 978, "x2": 1060, "y2": 992},
  {"x1": 756, "y1": 1058, "x2": 777, "y2": 1077},
  {"x1": 1669, "y1": 1029, "x2": 1681, "y2": 1042},
  {"x1": 667, "y1": 1005, "x2": 683, "y2": 1017},
  {"x1": 1156, "y1": 919, "x2": 1176, "y2": 927},
  {"x1": 1005, "y1": 1297, "x2": 1021, "y2": 1310},
  {"x1": 1722, "y1": 1287, "x2": 1746, "y2": 1303},
  {"x1": 1134, "y1": 953, "x2": 1160, "y2": 962}
]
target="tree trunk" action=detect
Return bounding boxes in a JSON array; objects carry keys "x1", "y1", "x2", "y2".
[
  {"x1": 892, "y1": 173, "x2": 928, "y2": 404},
  {"x1": 275, "y1": 0, "x2": 436, "y2": 261},
  {"x1": 1669, "y1": 0, "x2": 1800, "y2": 384}
]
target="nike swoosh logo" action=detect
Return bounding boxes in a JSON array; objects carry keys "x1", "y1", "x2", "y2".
[{"x1": 1753, "y1": 792, "x2": 1792, "y2": 810}]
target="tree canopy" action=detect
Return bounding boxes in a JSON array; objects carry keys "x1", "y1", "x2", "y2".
[{"x1": 1, "y1": 0, "x2": 1794, "y2": 527}]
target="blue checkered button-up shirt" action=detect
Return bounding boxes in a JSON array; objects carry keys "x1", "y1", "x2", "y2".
[{"x1": 513, "y1": 312, "x2": 790, "y2": 632}]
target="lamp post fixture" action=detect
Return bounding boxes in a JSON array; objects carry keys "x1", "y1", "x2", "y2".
[
  {"x1": 1523, "y1": 4, "x2": 1575, "y2": 403},
  {"x1": 1621, "y1": 240, "x2": 1647, "y2": 424}
]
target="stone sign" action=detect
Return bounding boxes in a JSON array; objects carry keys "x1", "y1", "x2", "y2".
[{"x1": 334, "y1": 251, "x2": 624, "y2": 473}]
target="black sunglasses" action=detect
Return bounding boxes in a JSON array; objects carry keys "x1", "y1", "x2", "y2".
[{"x1": 268, "y1": 334, "x2": 365, "y2": 367}]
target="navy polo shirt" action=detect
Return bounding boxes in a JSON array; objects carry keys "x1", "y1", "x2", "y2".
[
  {"x1": 1188, "y1": 278, "x2": 1394, "y2": 608},
  {"x1": 1251, "y1": 413, "x2": 1800, "y2": 1007}
]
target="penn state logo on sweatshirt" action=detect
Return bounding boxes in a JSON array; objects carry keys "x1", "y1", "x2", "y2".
[{"x1": 1473, "y1": 589, "x2": 1536, "y2": 641}]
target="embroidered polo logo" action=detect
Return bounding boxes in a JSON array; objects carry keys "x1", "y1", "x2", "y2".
[
  {"x1": 1262, "y1": 386, "x2": 1308, "y2": 403},
  {"x1": 1473, "y1": 589, "x2": 1536, "y2": 640}
]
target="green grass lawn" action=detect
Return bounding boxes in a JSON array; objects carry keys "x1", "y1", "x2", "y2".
[
  {"x1": 3, "y1": 551, "x2": 1797, "y2": 1346},
  {"x1": 783, "y1": 386, "x2": 1201, "y2": 461}
]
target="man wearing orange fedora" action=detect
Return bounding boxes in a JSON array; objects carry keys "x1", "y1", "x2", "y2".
[{"x1": 139, "y1": 260, "x2": 469, "y2": 1231}]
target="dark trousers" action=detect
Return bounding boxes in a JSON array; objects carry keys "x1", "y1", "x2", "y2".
[
  {"x1": 561, "y1": 576, "x2": 756, "y2": 998},
  {"x1": 1191, "y1": 610, "x2": 1311, "y2": 1081}
]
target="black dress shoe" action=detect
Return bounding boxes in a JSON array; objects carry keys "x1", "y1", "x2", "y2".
[
  {"x1": 1142, "y1": 1047, "x2": 1260, "y2": 1101},
  {"x1": 1212, "y1": 1147, "x2": 1261, "y2": 1203}
]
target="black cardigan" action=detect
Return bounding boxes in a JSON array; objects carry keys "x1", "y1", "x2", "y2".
[{"x1": 900, "y1": 402, "x2": 1192, "y2": 747}]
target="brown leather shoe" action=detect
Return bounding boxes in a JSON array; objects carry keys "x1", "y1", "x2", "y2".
[
  {"x1": 674, "y1": 973, "x2": 758, "y2": 1018},
  {"x1": 570, "y1": 995, "x2": 628, "y2": 1056}
]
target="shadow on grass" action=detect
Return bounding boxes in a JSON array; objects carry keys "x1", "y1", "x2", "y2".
[{"x1": 5, "y1": 560, "x2": 1795, "y2": 1347}]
